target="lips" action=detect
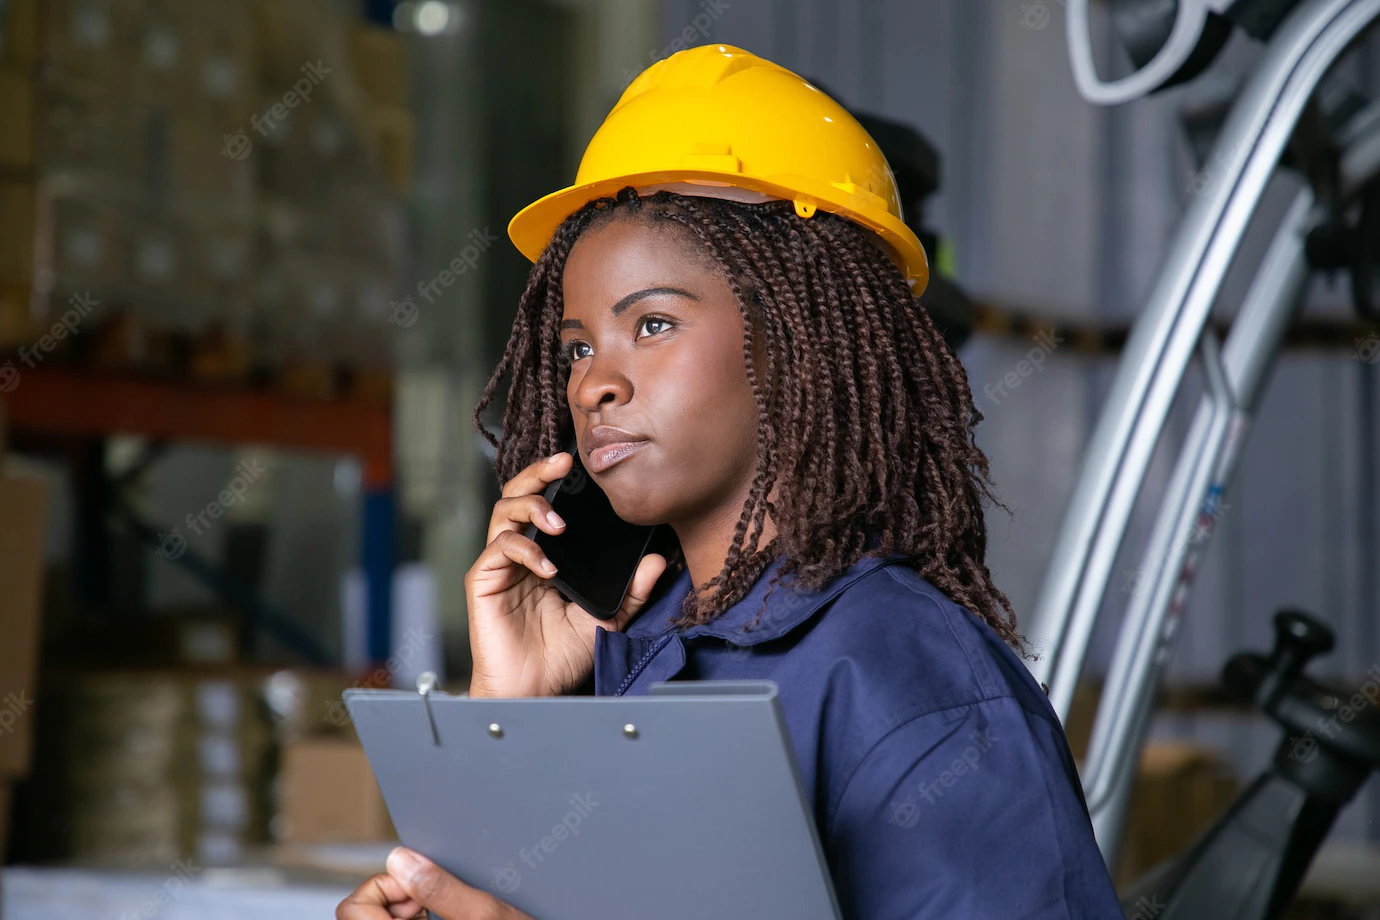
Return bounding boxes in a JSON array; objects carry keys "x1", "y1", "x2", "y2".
[
  {"x1": 586, "y1": 439, "x2": 649, "y2": 473},
  {"x1": 585, "y1": 425, "x2": 649, "y2": 473}
]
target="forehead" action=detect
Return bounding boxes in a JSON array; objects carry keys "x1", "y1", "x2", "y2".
[{"x1": 562, "y1": 216, "x2": 718, "y2": 308}]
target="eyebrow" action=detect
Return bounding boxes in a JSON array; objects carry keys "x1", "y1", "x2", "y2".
[{"x1": 559, "y1": 287, "x2": 698, "y2": 332}]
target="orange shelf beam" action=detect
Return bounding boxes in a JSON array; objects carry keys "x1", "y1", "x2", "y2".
[{"x1": 4, "y1": 368, "x2": 393, "y2": 487}]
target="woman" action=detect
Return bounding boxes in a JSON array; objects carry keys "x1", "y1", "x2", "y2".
[{"x1": 339, "y1": 44, "x2": 1123, "y2": 919}]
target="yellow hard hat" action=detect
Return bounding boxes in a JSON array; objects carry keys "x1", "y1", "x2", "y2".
[{"x1": 507, "y1": 43, "x2": 930, "y2": 295}]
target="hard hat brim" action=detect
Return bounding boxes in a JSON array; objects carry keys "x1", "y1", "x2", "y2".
[{"x1": 507, "y1": 168, "x2": 930, "y2": 295}]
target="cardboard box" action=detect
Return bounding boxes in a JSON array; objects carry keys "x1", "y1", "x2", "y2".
[
  {"x1": 128, "y1": 7, "x2": 254, "y2": 119},
  {"x1": 348, "y1": 23, "x2": 408, "y2": 109},
  {"x1": 34, "y1": 0, "x2": 140, "y2": 99},
  {"x1": 167, "y1": 116, "x2": 255, "y2": 215},
  {"x1": 128, "y1": 14, "x2": 195, "y2": 110},
  {"x1": 251, "y1": 0, "x2": 344, "y2": 88},
  {"x1": 0, "y1": 185, "x2": 125, "y2": 336},
  {"x1": 17, "y1": 667, "x2": 278, "y2": 864},
  {"x1": 34, "y1": 91, "x2": 140, "y2": 190},
  {"x1": 0, "y1": 0, "x2": 41, "y2": 66},
  {"x1": 0, "y1": 285, "x2": 37, "y2": 348},
  {"x1": 367, "y1": 105, "x2": 413, "y2": 197},
  {"x1": 1, "y1": 182, "x2": 128, "y2": 295},
  {"x1": 1063, "y1": 680, "x2": 1101, "y2": 762},
  {"x1": 0, "y1": 469, "x2": 52, "y2": 776},
  {"x1": 279, "y1": 737, "x2": 395, "y2": 843},
  {"x1": 180, "y1": 5, "x2": 256, "y2": 118},
  {"x1": 1115, "y1": 741, "x2": 1239, "y2": 889},
  {"x1": 48, "y1": 194, "x2": 130, "y2": 299},
  {"x1": 256, "y1": 102, "x2": 349, "y2": 206},
  {"x1": 0, "y1": 68, "x2": 34, "y2": 169},
  {"x1": 259, "y1": 668, "x2": 357, "y2": 742},
  {"x1": 0, "y1": 182, "x2": 36, "y2": 286}
]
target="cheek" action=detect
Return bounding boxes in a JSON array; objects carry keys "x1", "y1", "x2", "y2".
[{"x1": 652, "y1": 333, "x2": 758, "y2": 474}]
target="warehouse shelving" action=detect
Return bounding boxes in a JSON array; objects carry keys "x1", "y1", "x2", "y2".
[{"x1": 5, "y1": 366, "x2": 396, "y2": 666}]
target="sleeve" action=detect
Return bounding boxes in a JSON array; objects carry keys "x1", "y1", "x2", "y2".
[{"x1": 824, "y1": 695, "x2": 1124, "y2": 920}]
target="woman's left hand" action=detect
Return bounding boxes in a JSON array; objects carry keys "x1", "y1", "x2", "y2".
[{"x1": 336, "y1": 846, "x2": 535, "y2": 920}]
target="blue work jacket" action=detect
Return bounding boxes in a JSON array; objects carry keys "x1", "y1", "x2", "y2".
[{"x1": 592, "y1": 550, "x2": 1124, "y2": 919}]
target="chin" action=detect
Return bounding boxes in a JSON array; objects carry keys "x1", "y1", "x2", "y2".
[
  {"x1": 602, "y1": 490, "x2": 664, "y2": 528},
  {"x1": 591, "y1": 469, "x2": 664, "y2": 526}
]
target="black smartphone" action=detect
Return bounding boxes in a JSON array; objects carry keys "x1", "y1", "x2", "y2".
[{"x1": 523, "y1": 435, "x2": 661, "y2": 620}]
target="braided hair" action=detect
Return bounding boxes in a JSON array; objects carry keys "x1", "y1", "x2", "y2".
[{"x1": 473, "y1": 187, "x2": 1027, "y2": 655}]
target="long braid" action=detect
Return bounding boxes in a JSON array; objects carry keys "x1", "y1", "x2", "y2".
[{"x1": 473, "y1": 187, "x2": 1026, "y2": 655}]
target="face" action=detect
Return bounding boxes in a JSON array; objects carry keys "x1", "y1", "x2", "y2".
[{"x1": 559, "y1": 216, "x2": 763, "y2": 530}]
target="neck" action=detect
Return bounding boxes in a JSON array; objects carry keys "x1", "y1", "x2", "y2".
[{"x1": 669, "y1": 483, "x2": 779, "y2": 591}]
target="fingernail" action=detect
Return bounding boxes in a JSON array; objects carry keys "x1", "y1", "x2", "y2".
[
  {"x1": 387, "y1": 846, "x2": 426, "y2": 885},
  {"x1": 542, "y1": 559, "x2": 558, "y2": 575},
  {"x1": 546, "y1": 511, "x2": 565, "y2": 529}
]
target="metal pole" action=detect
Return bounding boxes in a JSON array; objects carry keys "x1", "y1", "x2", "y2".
[{"x1": 1026, "y1": 0, "x2": 1380, "y2": 722}]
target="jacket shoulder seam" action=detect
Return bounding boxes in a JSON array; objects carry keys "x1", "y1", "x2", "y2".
[{"x1": 880, "y1": 565, "x2": 1002, "y2": 699}]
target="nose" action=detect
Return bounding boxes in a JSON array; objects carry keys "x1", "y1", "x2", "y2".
[{"x1": 570, "y1": 350, "x2": 632, "y2": 414}]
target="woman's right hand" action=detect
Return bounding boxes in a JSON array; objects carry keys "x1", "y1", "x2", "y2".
[{"x1": 464, "y1": 450, "x2": 669, "y2": 699}]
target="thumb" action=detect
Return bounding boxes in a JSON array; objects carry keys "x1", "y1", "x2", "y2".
[
  {"x1": 607, "y1": 552, "x2": 668, "y2": 633},
  {"x1": 386, "y1": 847, "x2": 529, "y2": 919}
]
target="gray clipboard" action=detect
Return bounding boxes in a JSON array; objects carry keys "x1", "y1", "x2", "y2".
[{"x1": 343, "y1": 679, "x2": 842, "y2": 920}]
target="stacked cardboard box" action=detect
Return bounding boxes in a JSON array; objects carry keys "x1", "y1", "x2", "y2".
[
  {"x1": 11, "y1": 661, "x2": 387, "y2": 865},
  {"x1": 277, "y1": 736, "x2": 396, "y2": 843},
  {"x1": 1067, "y1": 685, "x2": 1242, "y2": 892},
  {"x1": 348, "y1": 21, "x2": 414, "y2": 197},
  {"x1": 0, "y1": 0, "x2": 409, "y2": 381},
  {"x1": 248, "y1": 0, "x2": 407, "y2": 387},
  {"x1": 1115, "y1": 741, "x2": 1239, "y2": 890},
  {"x1": 0, "y1": 1, "x2": 259, "y2": 355},
  {"x1": 18, "y1": 669, "x2": 277, "y2": 866},
  {"x1": 261, "y1": 668, "x2": 396, "y2": 844}
]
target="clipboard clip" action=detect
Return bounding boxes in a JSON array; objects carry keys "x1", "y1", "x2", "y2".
[{"x1": 417, "y1": 671, "x2": 440, "y2": 746}]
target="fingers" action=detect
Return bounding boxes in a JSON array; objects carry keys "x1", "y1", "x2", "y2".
[
  {"x1": 488, "y1": 452, "x2": 572, "y2": 542},
  {"x1": 488, "y1": 493, "x2": 566, "y2": 545},
  {"x1": 500, "y1": 451, "x2": 572, "y2": 500},
  {"x1": 387, "y1": 846, "x2": 532, "y2": 920},
  {"x1": 607, "y1": 552, "x2": 668, "y2": 633},
  {"x1": 468, "y1": 530, "x2": 558, "y2": 588},
  {"x1": 336, "y1": 873, "x2": 424, "y2": 920}
]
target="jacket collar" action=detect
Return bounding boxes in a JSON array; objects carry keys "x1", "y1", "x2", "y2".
[{"x1": 628, "y1": 546, "x2": 913, "y2": 647}]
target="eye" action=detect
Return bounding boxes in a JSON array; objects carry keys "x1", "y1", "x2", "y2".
[
  {"x1": 560, "y1": 315, "x2": 673, "y2": 364},
  {"x1": 560, "y1": 340, "x2": 591, "y2": 363},
  {"x1": 636, "y1": 315, "x2": 673, "y2": 339}
]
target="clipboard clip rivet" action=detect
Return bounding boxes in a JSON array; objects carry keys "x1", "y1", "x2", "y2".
[
  {"x1": 417, "y1": 671, "x2": 440, "y2": 746},
  {"x1": 623, "y1": 723, "x2": 639, "y2": 739},
  {"x1": 488, "y1": 722, "x2": 504, "y2": 739}
]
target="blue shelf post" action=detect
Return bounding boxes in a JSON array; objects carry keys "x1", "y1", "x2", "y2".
[{"x1": 363, "y1": 485, "x2": 397, "y2": 665}]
